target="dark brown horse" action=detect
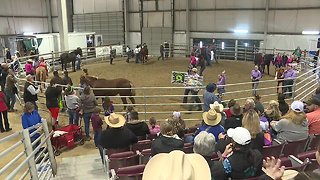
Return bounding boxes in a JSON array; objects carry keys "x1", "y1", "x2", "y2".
[{"x1": 80, "y1": 75, "x2": 136, "y2": 110}]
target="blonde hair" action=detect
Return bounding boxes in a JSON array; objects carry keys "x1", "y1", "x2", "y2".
[
  {"x1": 242, "y1": 109, "x2": 260, "y2": 138},
  {"x1": 282, "y1": 109, "x2": 306, "y2": 125},
  {"x1": 160, "y1": 122, "x2": 174, "y2": 136},
  {"x1": 265, "y1": 100, "x2": 281, "y2": 121}
]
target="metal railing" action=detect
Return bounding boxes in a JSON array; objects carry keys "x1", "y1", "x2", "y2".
[{"x1": 0, "y1": 119, "x2": 57, "y2": 180}]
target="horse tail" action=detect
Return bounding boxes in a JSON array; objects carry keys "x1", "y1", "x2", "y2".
[{"x1": 130, "y1": 82, "x2": 136, "y2": 96}]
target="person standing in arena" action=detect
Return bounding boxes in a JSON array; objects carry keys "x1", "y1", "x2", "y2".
[
  {"x1": 158, "y1": 44, "x2": 164, "y2": 61},
  {"x1": 4, "y1": 69, "x2": 17, "y2": 112},
  {"x1": 182, "y1": 68, "x2": 202, "y2": 111},
  {"x1": 45, "y1": 79, "x2": 62, "y2": 129},
  {"x1": 23, "y1": 75, "x2": 40, "y2": 110},
  {"x1": 251, "y1": 65, "x2": 262, "y2": 96},
  {"x1": 283, "y1": 65, "x2": 296, "y2": 98},
  {"x1": 134, "y1": 45, "x2": 140, "y2": 63},
  {"x1": 0, "y1": 86, "x2": 11, "y2": 132}
]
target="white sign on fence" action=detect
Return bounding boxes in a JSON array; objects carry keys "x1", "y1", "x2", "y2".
[
  {"x1": 96, "y1": 46, "x2": 123, "y2": 58},
  {"x1": 171, "y1": 71, "x2": 188, "y2": 84}
]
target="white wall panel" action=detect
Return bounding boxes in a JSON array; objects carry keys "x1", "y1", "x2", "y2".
[
  {"x1": 51, "y1": 0, "x2": 58, "y2": 16},
  {"x1": 158, "y1": 0, "x2": 171, "y2": 10},
  {"x1": 269, "y1": 0, "x2": 320, "y2": 8},
  {"x1": 52, "y1": 17, "x2": 59, "y2": 33},
  {"x1": 174, "y1": 12, "x2": 186, "y2": 31},
  {"x1": 143, "y1": 1, "x2": 156, "y2": 11},
  {"x1": 163, "y1": 12, "x2": 172, "y2": 27},
  {"x1": 268, "y1": 10, "x2": 297, "y2": 33},
  {"x1": 128, "y1": 0, "x2": 139, "y2": 11},
  {"x1": 295, "y1": 10, "x2": 320, "y2": 32},
  {"x1": 174, "y1": 0, "x2": 186, "y2": 9},
  {"x1": 0, "y1": 17, "x2": 48, "y2": 34},
  {"x1": 128, "y1": 32, "x2": 141, "y2": 47},
  {"x1": 191, "y1": 0, "x2": 265, "y2": 9},
  {"x1": 129, "y1": 13, "x2": 140, "y2": 31},
  {"x1": 144, "y1": 12, "x2": 162, "y2": 27},
  {"x1": 0, "y1": 0, "x2": 47, "y2": 16},
  {"x1": 73, "y1": 0, "x2": 122, "y2": 14}
]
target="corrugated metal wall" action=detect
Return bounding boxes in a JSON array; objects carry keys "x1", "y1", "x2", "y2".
[
  {"x1": 142, "y1": 27, "x2": 172, "y2": 55},
  {"x1": 73, "y1": 12, "x2": 124, "y2": 45}
]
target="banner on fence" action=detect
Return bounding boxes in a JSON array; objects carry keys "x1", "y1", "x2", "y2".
[
  {"x1": 171, "y1": 71, "x2": 188, "y2": 84},
  {"x1": 96, "y1": 46, "x2": 109, "y2": 58}
]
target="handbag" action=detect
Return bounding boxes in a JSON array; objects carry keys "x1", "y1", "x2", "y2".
[{"x1": 263, "y1": 131, "x2": 272, "y2": 146}]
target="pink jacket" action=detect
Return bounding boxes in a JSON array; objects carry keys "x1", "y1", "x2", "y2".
[
  {"x1": 149, "y1": 125, "x2": 160, "y2": 135},
  {"x1": 190, "y1": 56, "x2": 197, "y2": 65},
  {"x1": 25, "y1": 63, "x2": 33, "y2": 73}
]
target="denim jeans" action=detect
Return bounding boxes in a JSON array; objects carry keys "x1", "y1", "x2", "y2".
[
  {"x1": 252, "y1": 80, "x2": 259, "y2": 95},
  {"x1": 94, "y1": 129, "x2": 101, "y2": 147},
  {"x1": 68, "y1": 109, "x2": 79, "y2": 125},
  {"x1": 76, "y1": 57, "x2": 81, "y2": 70},
  {"x1": 4, "y1": 89, "x2": 16, "y2": 110},
  {"x1": 83, "y1": 112, "x2": 92, "y2": 137}
]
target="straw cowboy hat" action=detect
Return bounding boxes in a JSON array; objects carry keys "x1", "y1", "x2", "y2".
[
  {"x1": 210, "y1": 101, "x2": 224, "y2": 113},
  {"x1": 202, "y1": 109, "x2": 222, "y2": 126},
  {"x1": 192, "y1": 68, "x2": 198, "y2": 72},
  {"x1": 142, "y1": 150, "x2": 211, "y2": 180},
  {"x1": 104, "y1": 113, "x2": 125, "y2": 128},
  {"x1": 27, "y1": 59, "x2": 33, "y2": 63}
]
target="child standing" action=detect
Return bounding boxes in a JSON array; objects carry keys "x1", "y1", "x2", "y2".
[
  {"x1": 148, "y1": 117, "x2": 160, "y2": 135},
  {"x1": 190, "y1": 53, "x2": 197, "y2": 68},
  {"x1": 124, "y1": 106, "x2": 134, "y2": 122},
  {"x1": 91, "y1": 107, "x2": 103, "y2": 148},
  {"x1": 102, "y1": 96, "x2": 114, "y2": 116},
  {"x1": 217, "y1": 70, "x2": 226, "y2": 96}
]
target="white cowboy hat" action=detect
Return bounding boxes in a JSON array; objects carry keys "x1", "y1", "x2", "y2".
[
  {"x1": 27, "y1": 59, "x2": 33, "y2": 63},
  {"x1": 209, "y1": 101, "x2": 224, "y2": 113},
  {"x1": 104, "y1": 113, "x2": 125, "y2": 128},
  {"x1": 202, "y1": 109, "x2": 222, "y2": 126},
  {"x1": 142, "y1": 150, "x2": 211, "y2": 180}
]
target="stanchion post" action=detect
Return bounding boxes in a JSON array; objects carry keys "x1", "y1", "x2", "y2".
[
  {"x1": 22, "y1": 129, "x2": 39, "y2": 180},
  {"x1": 42, "y1": 119, "x2": 58, "y2": 176}
]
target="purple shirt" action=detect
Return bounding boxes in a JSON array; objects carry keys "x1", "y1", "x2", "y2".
[
  {"x1": 217, "y1": 75, "x2": 226, "y2": 88},
  {"x1": 91, "y1": 113, "x2": 103, "y2": 131},
  {"x1": 284, "y1": 69, "x2": 296, "y2": 79},
  {"x1": 251, "y1": 70, "x2": 262, "y2": 80}
]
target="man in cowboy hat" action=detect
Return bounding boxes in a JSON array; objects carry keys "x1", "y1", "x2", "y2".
[
  {"x1": 142, "y1": 150, "x2": 211, "y2": 180},
  {"x1": 194, "y1": 109, "x2": 225, "y2": 141},
  {"x1": 306, "y1": 94, "x2": 320, "y2": 134},
  {"x1": 23, "y1": 74, "x2": 39, "y2": 110},
  {"x1": 99, "y1": 113, "x2": 138, "y2": 150}
]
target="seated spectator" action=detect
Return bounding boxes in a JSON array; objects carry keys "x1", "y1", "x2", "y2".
[
  {"x1": 126, "y1": 110, "x2": 150, "y2": 139},
  {"x1": 143, "y1": 150, "x2": 211, "y2": 180},
  {"x1": 264, "y1": 100, "x2": 281, "y2": 122},
  {"x1": 278, "y1": 93, "x2": 289, "y2": 116},
  {"x1": 224, "y1": 99, "x2": 236, "y2": 118},
  {"x1": 224, "y1": 103, "x2": 243, "y2": 130},
  {"x1": 242, "y1": 109, "x2": 264, "y2": 153},
  {"x1": 148, "y1": 117, "x2": 160, "y2": 135},
  {"x1": 305, "y1": 94, "x2": 320, "y2": 134},
  {"x1": 210, "y1": 101, "x2": 227, "y2": 126},
  {"x1": 124, "y1": 106, "x2": 134, "y2": 121},
  {"x1": 254, "y1": 94, "x2": 265, "y2": 114},
  {"x1": 194, "y1": 109, "x2": 224, "y2": 141},
  {"x1": 193, "y1": 131, "x2": 219, "y2": 180},
  {"x1": 168, "y1": 111, "x2": 186, "y2": 139},
  {"x1": 270, "y1": 101, "x2": 308, "y2": 142},
  {"x1": 243, "y1": 98, "x2": 256, "y2": 113},
  {"x1": 150, "y1": 122, "x2": 184, "y2": 157},
  {"x1": 214, "y1": 127, "x2": 263, "y2": 179},
  {"x1": 99, "y1": 113, "x2": 138, "y2": 149}
]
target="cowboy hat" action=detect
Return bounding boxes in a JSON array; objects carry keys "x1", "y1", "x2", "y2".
[
  {"x1": 104, "y1": 113, "x2": 125, "y2": 128},
  {"x1": 27, "y1": 59, "x2": 33, "y2": 63},
  {"x1": 142, "y1": 150, "x2": 211, "y2": 180},
  {"x1": 192, "y1": 68, "x2": 198, "y2": 72},
  {"x1": 209, "y1": 101, "x2": 224, "y2": 113},
  {"x1": 230, "y1": 103, "x2": 243, "y2": 116},
  {"x1": 202, "y1": 109, "x2": 222, "y2": 126}
]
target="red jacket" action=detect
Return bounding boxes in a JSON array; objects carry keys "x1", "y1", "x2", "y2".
[{"x1": 0, "y1": 92, "x2": 8, "y2": 112}]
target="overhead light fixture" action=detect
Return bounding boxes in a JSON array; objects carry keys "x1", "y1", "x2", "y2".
[
  {"x1": 199, "y1": 41, "x2": 203, "y2": 48},
  {"x1": 244, "y1": 43, "x2": 248, "y2": 47},
  {"x1": 233, "y1": 29, "x2": 248, "y2": 34},
  {"x1": 221, "y1": 42, "x2": 225, "y2": 50},
  {"x1": 23, "y1": 32, "x2": 34, "y2": 35},
  {"x1": 302, "y1": 31, "x2": 319, "y2": 35}
]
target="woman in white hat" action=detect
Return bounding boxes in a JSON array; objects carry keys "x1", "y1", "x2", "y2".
[
  {"x1": 215, "y1": 127, "x2": 263, "y2": 179},
  {"x1": 270, "y1": 100, "x2": 308, "y2": 143}
]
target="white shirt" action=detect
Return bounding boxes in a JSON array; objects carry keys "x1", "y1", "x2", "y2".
[
  {"x1": 134, "y1": 48, "x2": 139, "y2": 54},
  {"x1": 126, "y1": 47, "x2": 130, "y2": 52},
  {"x1": 27, "y1": 84, "x2": 40, "y2": 95}
]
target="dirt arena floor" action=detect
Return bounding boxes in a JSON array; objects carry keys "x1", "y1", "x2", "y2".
[{"x1": 1, "y1": 56, "x2": 281, "y2": 178}]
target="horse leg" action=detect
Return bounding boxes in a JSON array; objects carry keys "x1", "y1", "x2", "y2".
[
  {"x1": 121, "y1": 97, "x2": 128, "y2": 110},
  {"x1": 72, "y1": 60, "x2": 76, "y2": 72},
  {"x1": 129, "y1": 97, "x2": 135, "y2": 105}
]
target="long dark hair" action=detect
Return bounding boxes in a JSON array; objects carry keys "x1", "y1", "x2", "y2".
[{"x1": 233, "y1": 143, "x2": 255, "y2": 166}]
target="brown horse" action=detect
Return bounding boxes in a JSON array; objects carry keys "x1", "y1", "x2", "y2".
[
  {"x1": 80, "y1": 75, "x2": 136, "y2": 110},
  {"x1": 275, "y1": 67, "x2": 285, "y2": 94},
  {"x1": 140, "y1": 46, "x2": 149, "y2": 64},
  {"x1": 35, "y1": 66, "x2": 47, "y2": 92}
]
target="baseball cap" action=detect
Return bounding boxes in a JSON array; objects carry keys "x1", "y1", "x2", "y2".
[
  {"x1": 227, "y1": 127, "x2": 251, "y2": 145},
  {"x1": 290, "y1": 100, "x2": 304, "y2": 112}
]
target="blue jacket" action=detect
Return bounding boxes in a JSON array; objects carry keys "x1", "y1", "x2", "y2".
[
  {"x1": 203, "y1": 90, "x2": 221, "y2": 112},
  {"x1": 195, "y1": 124, "x2": 225, "y2": 141},
  {"x1": 22, "y1": 110, "x2": 42, "y2": 141}
]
